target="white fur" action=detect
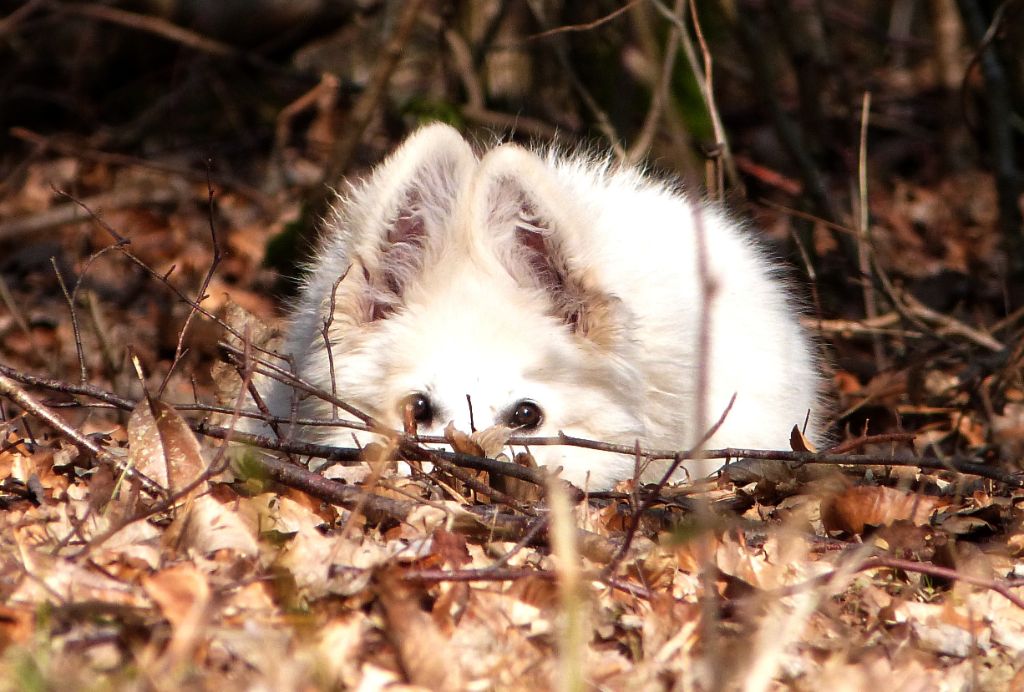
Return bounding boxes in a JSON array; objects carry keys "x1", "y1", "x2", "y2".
[{"x1": 258, "y1": 124, "x2": 824, "y2": 490}]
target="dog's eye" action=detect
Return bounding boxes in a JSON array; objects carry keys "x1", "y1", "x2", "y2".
[
  {"x1": 401, "y1": 393, "x2": 434, "y2": 424},
  {"x1": 509, "y1": 400, "x2": 543, "y2": 430}
]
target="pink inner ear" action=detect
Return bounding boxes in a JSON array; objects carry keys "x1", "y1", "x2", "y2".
[
  {"x1": 515, "y1": 226, "x2": 564, "y2": 294},
  {"x1": 387, "y1": 189, "x2": 427, "y2": 245},
  {"x1": 364, "y1": 191, "x2": 430, "y2": 322},
  {"x1": 390, "y1": 213, "x2": 425, "y2": 242},
  {"x1": 511, "y1": 211, "x2": 585, "y2": 334}
]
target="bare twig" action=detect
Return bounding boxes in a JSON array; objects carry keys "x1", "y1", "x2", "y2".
[
  {"x1": 958, "y1": 0, "x2": 1024, "y2": 274},
  {"x1": 59, "y1": 2, "x2": 238, "y2": 57},
  {"x1": 652, "y1": 0, "x2": 739, "y2": 187},
  {"x1": 320, "y1": 273, "x2": 347, "y2": 419},
  {"x1": 901, "y1": 292, "x2": 1004, "y2": 352},
  {"x1": 855, "y1": 92, "x2": 886, "y2": 370},
  {"x1": 157, "y1": 173, "x2": 224, "y2": 397},
  {"x1": 320, "y1": 0, "x2": 427, "y2": 187},
  {"x1": 218, "y1": 341, "x2": 377, "y2": 425},
  {"x1": 775, "y1": 552, "x2": 1024, "y2": 612},
  {"x1": 692, "y1": 190, "x2": 719, "y2": 457},
  {"x1": 52, "y1": 191, "x2": 289, "y2": 369},
  {"x1": 250, "y1": 450, "x2": 549, "y2": 542},
  {"x1": 491, "y1": 517, "x2": 550, "y2": 568},
  {"x1": 5, "y1": 355, "x2": 1019, "y2": 488},
  {"x1": 526, "y1": 3, "x2": 626, "y2": 159},
  {"x1": 9, "y1": 128, "x2": 272, "y2": 210},
  {"x1": 528, "y1": 0, "x2": 645, "y2": 39},
  {"x1": 801, "y1": 312, "x2": 912, "y2": 338},
  {"x1": 0, "y1": 184, "x2": 184, "y2": 241},
  {"x1": 869, "y1": 251, "x2": 1004, "y2": 352},
  {"x1": 407, "y1": 446, "x2": 535, "y2": 511},
  {"x1": 50, "y1": 258, "x2": 87, "y2": 385},
  {"x1": 627, "y1": 0, "x2": 684, "y2": 164},
  {"x1": 824, "y1": 432, "x2": 917, "y2": 455},
  {"x1": 602, "y1": 393, "x2": 737, "y2": 579},
  {"x1": 429, "y1": 13, "x2": 559, "y2": 141},
  {"x1": 0, "y1": 373, "x2": 163, "y2": 495},
  {"x1": 0, "y1": 0, "x2": 45, "y2": 35}
]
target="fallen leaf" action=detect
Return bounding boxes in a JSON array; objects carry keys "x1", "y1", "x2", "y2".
[
  {"x1": 471, "y1": 425, "x2": 513, "y2": 457},
  {"x1": 172, "y1": 494, "x2": 258, "y2": 557},
  {"x1": 143, "y1": 563, "x2": 211, "y2": 631},
  {"x1": 790, "y1": 425, "x2": 817, "y2": 453},
  {"x1": 822, "y1": 486, "x2": 944, "y2": 535},
  {"x1": 377, "y1": 570, "x2": 463, "y2": 690},
  {"x1": 444, "y1": 421, "x2": 484, "y2": 457},
  {"x1": 128, "y1": 398, "x2": 208, "y2": 502}
]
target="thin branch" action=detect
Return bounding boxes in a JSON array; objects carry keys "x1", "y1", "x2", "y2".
[
  {"x1": 824, "y1": 432, "x2": 917, "y2": 455},
  {"x1": 59, "y1": 2, "x2": 238, "y2": 57},
  {"x1": 428, "y1": 13, "x2": 560, "y2": 141},
  {"x1": 775, "y1": 552, "x2": 1024, "y2": 612},
  {"x1": 856, "y1": 91, "x2": 886, "y2": 370},
  {"x1": 652, "y1": 0, "x2": 739, "y2": 187},
  {"x1": 627, "y1": 0, "x2": 684, "y2": 164},
  {"x1": 602, "y1": 393, "x2": 737, "y2": 578},
  {"x1": 528, "y1": 0, "x2": 645, "y2": 39},
  {"x1": 50, "y1": 258, "x2": 87, "y2": 385},
  {"x1": 0, "y1": 373, "x2": 163, "y2": 496},
  {"x1": 411, "y1": 446, "x2": 534, "y2": 511},
  {"x1": 320, "y1": 0, "x2": 427, "y2": 187},
  {"x1": 0, "y1": 184, "x2": 183, "y2": 241},
  {"x1": 52, "y1": 190, "x2": 285, "y2": 367},
  {"x1": 526, "y1": 3, "x2": 626, "y2": 159},
  {"x1": 9, "y1": 128, "x2": 272, "y2": 211},
  {"x1": 2, "y1": 363, "x2": 1019, "y2": 490},
  {"x1": 901, "y1": 292, "x2": 1004, "y2": 352},
  {"x1": 320, "y1": 272, "x2": 346, "y2": 419},
  {"x1": 157, "y1": 172, "x2": 224, "y2": 397}
]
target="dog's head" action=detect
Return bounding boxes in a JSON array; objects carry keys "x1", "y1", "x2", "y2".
[{"x1": 287, "y1": 124, "x2": 647, "y2": 488}]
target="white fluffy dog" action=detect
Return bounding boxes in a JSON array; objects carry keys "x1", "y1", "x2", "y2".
[{"x1": 258, "y1": 124, "x2": 823, "y2": 490}]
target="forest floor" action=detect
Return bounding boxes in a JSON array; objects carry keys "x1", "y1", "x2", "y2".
[{"x1": 2, "y1": 2, "x2": 1024, "y2": 690}]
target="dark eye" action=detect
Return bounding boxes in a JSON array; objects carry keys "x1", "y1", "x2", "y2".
[
  {"x1": 401, "y1": 393, "x2": 434, "y2": 424},
  {"x1": 509, "y1": 400, "x2": 543, "y2": 430}
]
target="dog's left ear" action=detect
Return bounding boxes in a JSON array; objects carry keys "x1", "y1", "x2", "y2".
[
  {"x1": 328, "y1": 123, "x2": 477, "y2": 323},
  {"x1": 471, "y1": 145, "x2": 626, "y2": 346}
]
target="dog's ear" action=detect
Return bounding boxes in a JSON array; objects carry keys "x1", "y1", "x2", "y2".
[
  {"x1": 471, "y1": 145, "x2": 626, "y2": 347},
  {"x1": 326, "y1": 123, "x2": 476, "y2": 323}
]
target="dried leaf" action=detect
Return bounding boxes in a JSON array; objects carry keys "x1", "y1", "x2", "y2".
[
  {"x1": 128, "y1": 398, "x2": 208, "y2": 501},
  {"x1": 430, "y1": 528, "x2": 471, "y2": 569},
  {"x1": 471, "y1": 424, "x2": 513, "y2": 457},
  {"x1": 936, "y1": 514, "x2": 994, "y2": 537},
  {"x1": 790, "y1": 424, "x2": 817, "y2": 453},
  {"x1": 143, "y1": 564, "x2": 211, "y2": 630},
  {"x1": 377, "y1": 570, "x2": 463, "y2": 690},
  {"x1": 491, "y1": 452, "x2": 544, "y2": 502},
  {"x1": 12, "y1": 538, "x2": 148, "y2": 607},
  {"x1": 444, "y1": 421, "x2": 484, "y2": 457},
  {"x1": 172, "y1": 494, "x2": 259, "y2": 558},
  {"x1": 822, "y1": 486, "x2": 944, "y2": 535},
  {"x1": 317, "y1": 614, "x2": 374, "y2": 687},
  {"x1": 247, "y1": 492, "x2": 327, "y2": 536}
]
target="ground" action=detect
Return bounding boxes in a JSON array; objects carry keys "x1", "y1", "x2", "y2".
[{"x1": 1, "y1": 2, "x2": 1023, "y2": 690}]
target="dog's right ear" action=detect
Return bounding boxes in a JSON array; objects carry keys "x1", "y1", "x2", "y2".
[
  {"x1": 471, "y1": 144, "x2": 628, "y2": 349},
  {"x1": 327, "y1": 123, "x2": 476, "y2": 323}
]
